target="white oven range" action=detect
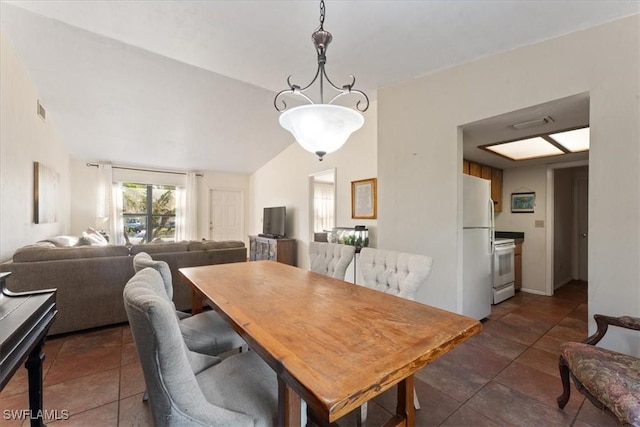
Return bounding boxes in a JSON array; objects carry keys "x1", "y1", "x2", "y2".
[{"x1": 493, "y1": 238, "x2": 516, "y2": 304}]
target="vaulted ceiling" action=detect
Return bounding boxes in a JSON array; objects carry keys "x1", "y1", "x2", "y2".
[{"x1": 1, "y1": 1, "x2": 637, "y2": 173}]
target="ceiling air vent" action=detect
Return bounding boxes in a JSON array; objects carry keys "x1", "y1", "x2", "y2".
[
  {"x1": 510, "y1": 116, "x2": 553, "y2": 130},
  {"x1": 37, "y1": 100, "x2": 46, "y2": 121}
]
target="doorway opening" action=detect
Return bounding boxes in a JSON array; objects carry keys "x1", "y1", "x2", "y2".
[
  {"x1": 550, "y1": 164, "x2": 589, "y2": 293},
  {"x1": 308, "y1": 169, "x2": 336, "y2": 242}
]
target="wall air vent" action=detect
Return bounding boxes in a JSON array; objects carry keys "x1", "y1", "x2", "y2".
[{"x1": 37, "y1": 100, "x2": 46, "y2": 121}]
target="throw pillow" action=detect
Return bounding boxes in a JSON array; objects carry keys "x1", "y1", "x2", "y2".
[
  {"x1": 84, "y1": 227, "x2": 108, "y2": 246},
  {"x1": 76, "y1": 236, "x2": 92, "y2": 246},
  {"x1": 46, "y1": 235, "x2": 79, "y2": 247}
]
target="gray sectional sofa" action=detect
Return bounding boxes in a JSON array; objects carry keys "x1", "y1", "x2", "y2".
[{"x1": 0, "y1": 240, "x2": 247, "y2": 335}]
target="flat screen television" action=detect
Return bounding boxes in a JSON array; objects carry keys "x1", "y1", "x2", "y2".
[{"x1": 262, "y1": 206, "x2": 286, "y2": 238}]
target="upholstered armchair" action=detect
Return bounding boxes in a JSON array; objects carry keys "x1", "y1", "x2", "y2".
[
  {"x1": 356, "y1": 247, "x2": 434, "y2": 425},
  {"x1": 557, "y1": 314, "x2": 640, "y2": 425},
  {"x1": 123, "y1": 268, "x2": 278, "y2": 426},
  {"x1": 308, "y1": 242, "x2": 356, "y2": 280},
  {"x1": 133, "y1": 252, "x2": 246, "y2": 356}
]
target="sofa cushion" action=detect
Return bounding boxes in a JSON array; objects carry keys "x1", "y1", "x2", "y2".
[
  {"x1": 187, "y1": 240, "x2": 245, "y2": 251},
  {"x1": 130, "y1": 242, "x2": 189, "y2": 255},
  {"x1": 13, "y1": 245, "x2": 130, "y2": 262}
]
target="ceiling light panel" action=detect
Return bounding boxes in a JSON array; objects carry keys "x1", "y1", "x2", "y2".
[
  {"x1": 549, "y1": 127, "x2": 590, "y2": 152},
  {"x1": 485, "y1": 137, "x2": 564, "y2": 160}
]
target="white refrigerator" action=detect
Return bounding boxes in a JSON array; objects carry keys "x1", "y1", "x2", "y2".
[{"x1": 462, "y1": 174, "x2": 493, "y2": 320}]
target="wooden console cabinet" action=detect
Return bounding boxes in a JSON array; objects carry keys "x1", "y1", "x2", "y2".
[{"x1": 249, "y1": 236, "x2": 296, "y2": 266}]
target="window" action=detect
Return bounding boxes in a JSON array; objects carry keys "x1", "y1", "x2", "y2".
[{"x1": 122, "y1": 183, "x2": 176, "y2": 243}]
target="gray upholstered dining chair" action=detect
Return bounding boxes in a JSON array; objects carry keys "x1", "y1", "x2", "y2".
[
  {"x1": 356, "y1": 247, "x2": 434, "y2": 425},
  {"x1": 132, "y1": 252, "x2": 246, "y2": 356},
  {"x1": 123, "y1": 267, "x2": 278, "y2": 426},
  {"x1": 308, "y1": 242, "x2": 356, "y2": 280}
]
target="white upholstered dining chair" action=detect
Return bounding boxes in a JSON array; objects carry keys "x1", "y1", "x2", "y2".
[
  {"x1": 356, "y1": 247, "x2": 434, "y2": 425},
  {"x1": 308, "y1": 242, "x2": 356, "y2": 280},
  {"x1": 132, "y1": 252, "x2": 246, "y2": 356}
]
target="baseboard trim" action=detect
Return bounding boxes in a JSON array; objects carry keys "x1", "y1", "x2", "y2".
[
  {"x1": 519, "y1": 287, "x2": 548, "y2": 296},
  {"x1": 554, "y1": 277, "x2": 574, "y2": 290}
]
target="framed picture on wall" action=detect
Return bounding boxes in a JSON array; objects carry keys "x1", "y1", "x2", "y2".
[
  {"x1": 351, "y1": 178, "x2": 377, "y2": 219},
  {"x1": 511, "y1": 192, "x2": 535, "y2": 213}
]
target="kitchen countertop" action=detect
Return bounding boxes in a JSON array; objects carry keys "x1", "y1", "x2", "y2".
[{"x1": 495, "y1": 231, "x2": 525, "y2": 240}]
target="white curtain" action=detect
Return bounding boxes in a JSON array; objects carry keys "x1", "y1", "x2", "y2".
[
  {"x1": 96, "y1": 164, "x2": 123, "y2": 244},
  {"x1": 96, "y1": 164, "x2": 112, "y2": 219},
  {"x1": 176, "y1": 172, "x2": 198, "y2": 241},
  {"x1": 111, "y1": 182, "x2": 125, "y2": 245}
]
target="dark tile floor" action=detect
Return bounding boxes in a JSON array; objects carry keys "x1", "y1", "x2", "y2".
[{"x1": 0, "y1": 280, "x2": 618, "y2": 426}]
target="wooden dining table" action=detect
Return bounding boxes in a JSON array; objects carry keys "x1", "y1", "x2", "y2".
[{"x1": 179, "y1": 260, "x2": 481, "y2": 427}]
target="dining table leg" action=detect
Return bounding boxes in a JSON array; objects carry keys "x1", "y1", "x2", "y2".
[
  {"x1": 389, "y1": 375, "x2": 415, "y2": 427},
  {"x1": 278, "y1": 376, "x2": 301, "y2": 427},
  {"x1": 190, "y1": 287, "x2": 204, "y2": 314}
]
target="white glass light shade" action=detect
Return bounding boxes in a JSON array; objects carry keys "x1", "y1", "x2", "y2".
[{"x1": 279, "y1": 104, "x2": 364, "y2": 158}]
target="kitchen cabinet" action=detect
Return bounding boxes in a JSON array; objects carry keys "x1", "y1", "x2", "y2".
[
  {"x1": 469, "y1": 161, "x2": 482, "y2": 177},
  {"x1": 463, "y1": 160, "x2": 503, "y2": 212},
  {"x1": 514, "y1": 239, "x2": 523, "y2": 290},
  {"x1": 463, "y1": 160, "x2": 470, "y2": 174},
  {"x1": 491, "y1": 168, "x2": 503, "y2": 212}
]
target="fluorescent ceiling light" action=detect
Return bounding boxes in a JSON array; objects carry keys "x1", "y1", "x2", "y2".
[
  {"x1": 485, "y1": 137, "x2": 564, "y2": 160},
  {"x1": 549, "y1": 127, "x2": 590, "y2": 152}
]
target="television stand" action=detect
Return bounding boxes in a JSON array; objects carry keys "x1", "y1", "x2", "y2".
[
  {"x1": 249, "y1": 236, "x2": 296, "y2": 266},
  {"x1": 258, "y1": 233, "x2": 283, "y2": 239}
]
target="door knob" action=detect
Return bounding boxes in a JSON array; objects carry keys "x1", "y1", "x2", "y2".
[{"x1": 580, "y1": 233, "x2": 587, "y2": 238}]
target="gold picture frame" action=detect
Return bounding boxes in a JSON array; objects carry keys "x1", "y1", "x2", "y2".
[{"x1": 351, "y1": 178, "x2": 377, "y2": 219}]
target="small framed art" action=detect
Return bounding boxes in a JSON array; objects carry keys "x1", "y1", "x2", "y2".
[{"x1": 511, "y1": 192, "x2": 535, "y2": 213}]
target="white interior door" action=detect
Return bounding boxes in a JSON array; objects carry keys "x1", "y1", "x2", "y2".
[
  {"x1": 209, "y1": 188, "x2": 243, "y2": 241},
  {"x1": 576, "y1": 176, "x2": 589, "y2": 281}
]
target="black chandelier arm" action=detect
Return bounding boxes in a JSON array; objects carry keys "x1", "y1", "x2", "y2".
[
  {"x1": 320, "y1": 68, "x2": 355, "y2": 93},
  {"x1": 274, "y1": 87, "x2": 315, "y2": 112},
  {"x1": 327, "y1": 88, "x2": 370, "y2": 112},
  {"x1": 290, "y1": 65, "x2": 322, "y2": 93}
]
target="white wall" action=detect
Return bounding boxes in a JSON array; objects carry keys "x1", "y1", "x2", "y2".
[
  {"x1": 495, "y1": 165, "x2": 548, "y2": 294},
  {"x1": 0, "y1": 34, "x2": 70, "y2": 262},
  {"x1": 378, "y1": 16, "x2": 639, "y2": 355},
  {"x1": 69, "y1": 159, "x2": 250, "y2": 242},
  {"x1": 249, "y1": 102, "x2": 378, "y2": 269}
]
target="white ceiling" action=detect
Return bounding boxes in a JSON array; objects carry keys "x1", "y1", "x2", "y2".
[{"x1": 1, "y1": 1, "x2": 638, "y2": 173}]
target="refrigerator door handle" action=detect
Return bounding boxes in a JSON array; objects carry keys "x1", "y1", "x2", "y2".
[{"x1": 489, "y1": 199, "x2": 495, "y2": 254}]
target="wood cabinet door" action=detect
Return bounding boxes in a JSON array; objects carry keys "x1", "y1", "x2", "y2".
[
  {"x1": 469, "y1": 162, "x2": 482, "y2": 177},
  {"x1": 491, "y1": 168, "x2": 503, "y2": 212}
]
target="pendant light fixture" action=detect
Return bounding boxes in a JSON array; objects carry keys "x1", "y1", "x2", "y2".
[{"x1": 274, "y1": 0, "x2": 369, "y2": 161}]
